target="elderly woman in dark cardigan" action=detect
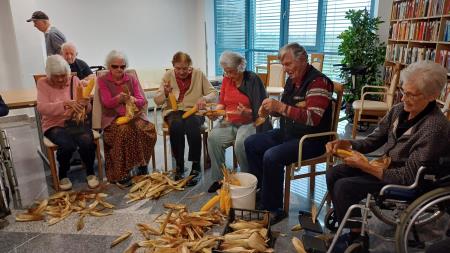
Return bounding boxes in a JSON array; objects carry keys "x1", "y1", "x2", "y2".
[
  {"x1": 207, "y1": 51, "x2": 270, "y2": 193},
  {"x1": 326, "y1": 60, "x2": 450, "y2": 252}
]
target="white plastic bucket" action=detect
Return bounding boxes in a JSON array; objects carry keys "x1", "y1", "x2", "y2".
[
  {"x1": 231, "y1": 185, "x2": 257, "y2": 210},
  {"x1": 229, "y1": 172, "x2": 258, "y2": 210}
]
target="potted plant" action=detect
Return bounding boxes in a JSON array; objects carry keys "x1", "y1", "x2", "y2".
[{"x1": 338, "y1": 9, "x2": 386, "y2": 120}]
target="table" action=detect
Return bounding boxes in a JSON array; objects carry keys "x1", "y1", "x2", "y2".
[{"x1": 1, "y1": 88, "x2": 37, "y2": 109}]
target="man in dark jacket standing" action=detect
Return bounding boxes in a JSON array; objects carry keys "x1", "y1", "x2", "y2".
[
  {"x1": 27, "y1": 11, "x2": 66, "y2": 56},
  {"x1": 245, "y1": 43, "x2": 334, "y2": 225}
]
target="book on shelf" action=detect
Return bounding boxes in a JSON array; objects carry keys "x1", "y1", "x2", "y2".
[{"x1": 392, "y1": 0, "x2": 445, "y2": 19}]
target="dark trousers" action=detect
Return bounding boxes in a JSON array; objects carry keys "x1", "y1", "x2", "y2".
[
  {"x1": 326, "y1": 164, "x2": 385, "y2": 228},
  {"x1": 44, "y1": 127, "x2": 96, "y2": 179},
  {"x1": 244, "y1": 129, "x2": 326, "y2": 211},
  {"x1": 165, "y1": 111, "x2": 204, "y2": 170}
]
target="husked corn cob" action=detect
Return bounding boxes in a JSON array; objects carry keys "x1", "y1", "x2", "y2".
[
  {"x1": 82, "y1": 78, "x2": 95, "y2": 98},
  {"x1": 168, "y1": 93, "x2": 178, "y2": 111},
  {"x1": 336, "y1": 149, "x2": 353, "y2": 158},
  {"x1": 200, "y1": 195, "x2": 220, "y2": 211},
  {"x1": 182, "y1": 105, "x2": 198, "y2": 119}
]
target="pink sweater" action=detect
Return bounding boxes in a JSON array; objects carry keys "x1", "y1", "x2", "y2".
[
  {"x1": 37, "y1": 76, "x2": 91, "y2": 133},
  {"x1": 97, "y1": 72, "x2": 147, "y2": 129}
]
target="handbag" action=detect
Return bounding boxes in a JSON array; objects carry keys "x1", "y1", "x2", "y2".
[{"x1": 64, "y1": 76, "x2": 87, "y2": 135}]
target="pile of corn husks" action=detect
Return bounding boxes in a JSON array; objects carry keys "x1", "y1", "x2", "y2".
[
  {"x1": 115, "y1": 203, "x2": 225, "y2": 252},
  {"x1": 126, "y1": 173, "x2": 192, "y2": 203},
  {"x1": 15, "y1": 191, "x2": 114, "y2": 231}
]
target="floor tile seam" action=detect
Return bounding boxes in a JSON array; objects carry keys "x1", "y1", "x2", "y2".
[{"x1": 11, "y1": 233, "x2": 42, "y2": 252}]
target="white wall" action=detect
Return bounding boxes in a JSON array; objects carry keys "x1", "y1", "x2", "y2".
[
  {"x1": 1, "y1": 0, "x2": 212, "y2": 91},
  {"x1": 375, "y1": 0, "x2": 393, "y2": 45}
]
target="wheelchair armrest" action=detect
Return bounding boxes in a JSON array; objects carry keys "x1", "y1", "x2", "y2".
[
  {"x1": 297, "y1": 131, "x2": 338, "y2": 168},
  {"x1": 380, "y1": 166, "x2": 427, "y2": 196}
]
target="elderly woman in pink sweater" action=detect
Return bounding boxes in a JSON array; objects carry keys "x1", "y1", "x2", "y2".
[
  {"x1": 37, "y1": 55, "x2": 99, "y2": 190},
  {"x1": 97, "y1": 50, "x2": 156, "y2": 186}
]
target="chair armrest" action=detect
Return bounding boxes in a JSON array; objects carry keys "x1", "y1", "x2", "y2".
[
  {"x1": 379, "y1": 166, "x2": 427, "y2": 196},
  {"x1": 361, "y1": 85, "x2": 388, "y2": 94},
  {"x1": 296, "y1": 131, "x2": 338, "y2": 169}
]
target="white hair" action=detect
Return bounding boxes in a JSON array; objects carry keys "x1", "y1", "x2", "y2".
[
  {"x1": 105, "y1": 50, "x2": 129, "y2": 69},
  {"x1": 279, "y1": 42, "x2": 309, "y2": 62},
  {"x1": 400, "y1": 61, "x2": 447, "y2": 97},
  {"x1": 61, "y1": 42, "x2": 77, "y2": 53},
  {"x1": 219, "y1": 51, "x2": 246, "y2": 72},
  {"x1": 45, "y1": 55, "x2": 70, "y2": 78}
]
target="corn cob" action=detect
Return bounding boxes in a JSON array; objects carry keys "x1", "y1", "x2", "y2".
[
  {"x1": 82, "y1": 78, "x2": 95, "y2": 98},
  {"x1": 200, "y1": 195, "x2": 220, "y2": 211},
  {"x1": 168, "y1": 93, "x2": 178, "y2": 111},
  {"x1": 336, "y1": 149, "x2": 353, "y2": 158},
  {"x1": 182, "y1": 105, "x2": 198, "y2": 119}
]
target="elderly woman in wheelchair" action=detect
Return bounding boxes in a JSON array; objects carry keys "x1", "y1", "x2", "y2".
[{"x1": 325, "y1": 61, "x2": 450, "y2": 253}]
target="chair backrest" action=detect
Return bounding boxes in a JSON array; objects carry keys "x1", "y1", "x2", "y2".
[
  {"x1": 92, "y1": 69, "x2": 148, "y2": 129},
  {"x1": 386, "y1": 64, "x2": 401, "y2": 108},
  {"x1": 266, "y1": 55, "x2": 286, "y2": 88},
  {"x1": 331, "y1": 81, "x2": 344, "y2": 133},
  {"x1": 310, "y1": 53, "x2": 324, "y2": 72}
]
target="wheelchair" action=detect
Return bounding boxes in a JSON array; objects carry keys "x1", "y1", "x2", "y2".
[
  {"x1": 0, "y1": 129, "x2": 21, "y2": 217},
  {"x1": 325, "y1": 159, "x2": 450, "y2": 253}
]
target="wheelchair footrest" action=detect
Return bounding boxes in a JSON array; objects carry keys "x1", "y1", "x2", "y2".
[
  {"x1": 299, "y1": 210, "x2": 323, "y2": 234},
  {"x1": 302, "y1": 234, "x2": 328, "y2": 253}
]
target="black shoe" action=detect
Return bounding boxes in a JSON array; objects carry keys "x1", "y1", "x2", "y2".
[
  {"x1": 174, "y1": 166, "x2": 184, "y2": 181},
  {"x1": 208, "y1": 181, "x2": 222, "y2": 193},
  {"x1": 117, "y1": 177, "x2": 132, "y2": 187},
  {"x1": 136, "y1": 166, "x2": 148, "y2": 176},
  {"x1": 269, "y1": 209, "x2": 288, "y2": 225},
  {"x1": 187, "y1": 170, "x2": 201, "y2": 187}
]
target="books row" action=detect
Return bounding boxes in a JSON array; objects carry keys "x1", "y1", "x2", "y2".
[
  {"x1": 390, "y1": 20, "x2": 440, "y2": 41},
  {"x1": 386, "y1": 44, "x2": 436, "y2": 64},
  {"x1": 443, "y1": 20, "x2": 450, "y2": 41},
  {"x1": 438, "y1": 49, "x2": 450, "y2": 72},
  {"x1": 391, "y1": 0, "x2": 446, "y2": 19}
]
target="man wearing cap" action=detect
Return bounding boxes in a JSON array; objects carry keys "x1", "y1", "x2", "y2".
[
  {"x1": 27, "y1": 11, "x2": 66, "y2": 56},
  {"x1": 61, "y1": 42, "x2": 94, "y2": 81}
]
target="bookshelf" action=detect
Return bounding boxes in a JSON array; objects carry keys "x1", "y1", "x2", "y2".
[{"x1": 386, "y1": 0, "x2": 450, "y2": 104}]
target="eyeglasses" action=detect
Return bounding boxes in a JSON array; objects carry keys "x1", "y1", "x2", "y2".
[
  {"x1": 174, "y1": 66, "x2": 192, "y2": 73},
  {"x1": 111, "y1": 64, "x2": 126, "y2": 70},
  {"x1": 399, "y1": 87, "x2": 423, "y2": 100},
  {"x1": 223, "y1": 69, "x2": 239, "y2": 77}
]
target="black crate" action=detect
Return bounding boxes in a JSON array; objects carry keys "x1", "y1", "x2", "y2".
[{"x1": 212, "y1": 208, "x2": 274, "y2": 253}]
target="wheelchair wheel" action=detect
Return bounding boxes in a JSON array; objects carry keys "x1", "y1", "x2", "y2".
[
  {"x1": 395, "y1": 187, "x2": 450, "y2": 253},
  {"x1": 369, "y1": 201, "x2": 398, "y2": 226},
  {"x1": 325, "y1": 208, "x2": 339, "y2": 232}
]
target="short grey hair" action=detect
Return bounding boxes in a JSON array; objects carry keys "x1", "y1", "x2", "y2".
[
  {"x1": 61, "y1": 42, "x2": 77, "y2": 53},
  {"x1": 400, "y1": 61, "x2": 447, "y2": 97},
  {"x1": 219, "y1": 51, "x2": 246, "y2": 72},
  {"x1": 105, "y1": 50, "x2": 129, "y2": 69},
  {"x1": 45, "y1": 55, "x2": 70, "y2": 78},
  {"x1": 279, "y1": 42, "x2": 308, "y2": 62}
]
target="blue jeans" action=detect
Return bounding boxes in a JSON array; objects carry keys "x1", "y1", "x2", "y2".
[
  {"x1": 44, "y1": 127, "x2": 96, "y2": 179},
  {"x1": 244, "y1": 129, "x2": 326, "y2": 211}
]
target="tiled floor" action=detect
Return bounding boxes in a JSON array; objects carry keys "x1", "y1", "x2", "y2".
[{"x1": 0, "y1": 111, "x2": 447, "y2": 253}]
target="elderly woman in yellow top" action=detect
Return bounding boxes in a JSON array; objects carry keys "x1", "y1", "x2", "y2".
[
  {"x1": 37, "y1": 55, "x2": 99, "y2": 190},
  {"x1": 97, "y1": 50, "x2": 157, "y2": 186},
  {"x1": 154, "y1": 52, "x2": 217, "y2": 186}
]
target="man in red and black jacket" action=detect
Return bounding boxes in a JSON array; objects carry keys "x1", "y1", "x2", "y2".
[{"x1": 245, "y1": 43, "x2": 334, "y2": 225}]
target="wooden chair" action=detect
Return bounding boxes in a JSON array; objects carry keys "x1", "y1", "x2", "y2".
[
  {"x1": 351, "y1": 64, "x2": 401, "y2": 139},
  {"x1": 284, "y1": 82, "x2": 344, "y2": 213},
  {"x1": 93, "y1": 69, "x2": 156, "y2": 170},
  {"x1": 266, "y1": 55, "x2": 286, "y2": 98},
  {"x1": 311, "y1": 53, "x2": 324, "y2": 72},
  {"x1": 34, "y1": 74, "x2": 103, "y2": 191}
]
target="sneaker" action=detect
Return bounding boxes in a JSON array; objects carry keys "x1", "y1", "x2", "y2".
[
  {"x1": 207, "y1": 181, "x2": 222, "y2": 193},
  {"x1": 86, "y1": 175, "x2": 99, "y2": 189},
  {"x1": 59, "y1": 178, "x2": 72, "y2": 191},
  {"x1": 269, "y1": 208, "x2": 287, "y2": 225}
]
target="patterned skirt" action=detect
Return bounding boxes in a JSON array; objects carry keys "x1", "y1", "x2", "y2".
[{"x1": 103, "y1": 118, "x2": 157, "y2": 182}]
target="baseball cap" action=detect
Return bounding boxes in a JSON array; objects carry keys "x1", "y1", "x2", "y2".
[{"x1": 26, "y1": 11, "x2": 49, "y2": 22}]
